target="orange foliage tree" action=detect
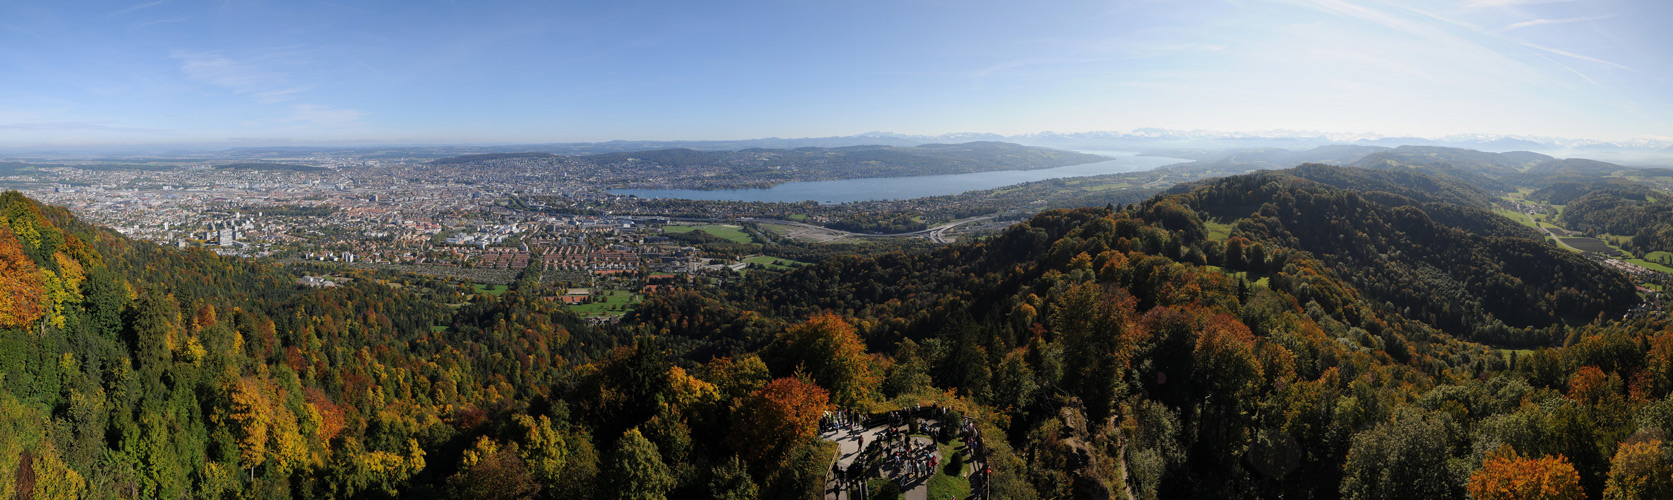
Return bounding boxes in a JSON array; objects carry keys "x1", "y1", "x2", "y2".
[
  {"x1": 1467, "y1": 445, "x2": 1584, "y2": 500},
  {"x1": 766, "y1": 313, "x2": 876, "y2": 407},
  {"x1": 0, "y1": 225, "x2": 45, "y2": 328},
  {"x1": 729, "y1": 377, "x2": 828, "y2": 468}
]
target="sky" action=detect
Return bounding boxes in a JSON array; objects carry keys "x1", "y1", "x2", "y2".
[{"x1": 1, "y1": 0, "x2": 1669, "y2": 147}]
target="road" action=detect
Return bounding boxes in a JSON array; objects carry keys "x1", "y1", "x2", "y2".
[
  {"x1": 1519, "y1": 210, "x2": 1582, "y2": 252},
  {"x1": 744, "y1": 215, "x2": 996, "y2": 243}
]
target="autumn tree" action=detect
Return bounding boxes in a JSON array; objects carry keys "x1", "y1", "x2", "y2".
[
  {"x1": 704, "y1": 355, "x2": 772, "y2": 402},
  {"x1": 225, "y1": 377, "x2": 271, "y2": 478},
  {"x1": 515, "y1": 414, "x2": 568, "y2": 487},
  {"x1": 0, "y1": 225, "x2": 44, "y2": 329},
  {"x1": 1603, "y1": 438, "x2": 1673, "y2": 500},
  {"x1": 447, "y1": 438, "x2": 539, "y2": 500},
  {"x1": 765, "y1": 313, "x2": 876, "y2": 407},
  {"x1": 1467, "y1": 445, "x2": 1584, "y2": 500},
  {"x1": 730, "y1": 377, "x2": 829, "y2": 467}
]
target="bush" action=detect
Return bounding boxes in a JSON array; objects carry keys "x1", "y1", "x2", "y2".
[
  {"x1": 876, "y1": 480, "x2": 904, "y2": 500},
  {"x1": 945, "y1": 450, "x2": 965, "y2": 476}
]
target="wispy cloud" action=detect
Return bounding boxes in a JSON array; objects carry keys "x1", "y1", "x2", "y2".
[
  {"x1": 307, "y1": 0, "x2": 374, "y2": 13},
  {"x1": 0, "y1": 121, "x2": 166, "y2": 133},
  {"x1": 134, "y1": 17, "x2": 189, "y2": 28},
  {"x1": 108, "y1": 0, "x2": 167, "y2": 18},
  {"x1": 288, "y1": 104, "x2": 364, "y2": 125},
  {"x1": 1395, "y1": 4, "x2": 1634, "y2": 71},
  {"x1": 1500, "y1": 14, "x2": 1615, "y2": 32},
  {"x1": 1456, "y1": 0, "x2": 1580, "y2": 10},
  {"x1": 172, "y1": 49, "x2": 314, "y2": 103}
]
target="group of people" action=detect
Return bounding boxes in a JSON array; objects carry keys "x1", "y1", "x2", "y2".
[
  {"x1": 889, "y1": 440, "x2": 938, "y2": 480},
  {"x1": 827, "y1": 403, "x2": 996, "y2": 499},
  {"x1": 823, "y1": 407, "x2": 869, "y2": 432}
]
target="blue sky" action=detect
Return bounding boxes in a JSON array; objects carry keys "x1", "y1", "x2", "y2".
[{"x1": 1, "y1": 0, "x2": 1668, "y2": 147}]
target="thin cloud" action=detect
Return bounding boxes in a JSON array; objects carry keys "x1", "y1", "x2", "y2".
[
  {"x1": 108, "y1": 0, "x2": 167, "y2": 18},
  {"x1": 308, "y1": 0, "x2": 374, "y2": 13},
  {"x1": 0, "y1": 122, "x2": 166, "y2": 133},
  {"x1": 1395, "y1": 5, "x2": 1634, "y2": 71},
  {"x1": 172, "y1": 49, "x2": 315, "y2": 102},
  {"x1": 1536, "y1": 54, "x2": 1602, "y2": 88},
  {"x1": 135, "y1": 17, "x2": 189, "y2": 28},
  {"x1": 1501, "y1": 14, "x2": 1615, "y2": 31},
  {"x1": 1457, "y1": 0, "x2": 1580, "y2": 9},
  {"x1": 289, "y1": 104, "x2": 365, "y2": 125}
]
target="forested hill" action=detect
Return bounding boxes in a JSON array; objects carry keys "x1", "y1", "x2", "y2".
[
  {"x1": 628, "y1": 166, "x2": 1664, "y2": 499},
  {"x1": 4, "y1": 157, "x2": 1673, "y2": 500},
  {"x1": 1175, "y1": 166, "x2": 1636, "y2": 345}
]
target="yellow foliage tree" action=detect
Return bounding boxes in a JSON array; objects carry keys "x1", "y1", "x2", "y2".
[
  {"x1": 1604, "y1": 438, "x2": 1673, "y2": 500},
  {"x1": 29, "y1": 442, "x2": 88, "y2": 500},
  {"x1": 226, "y1": 378, "x2": 271, "y2": 476},
  {"x1": 516, "y1": 414, "x2": 568, "y2": 486}
]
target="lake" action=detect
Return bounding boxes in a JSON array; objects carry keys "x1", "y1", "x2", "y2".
[{"x1": 608, "y1": 152, "x2": 1186, "y2": 204}]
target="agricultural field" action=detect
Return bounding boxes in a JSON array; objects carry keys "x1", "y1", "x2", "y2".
[
  {"x1": 567, "y1": 289, "x2": 641, "y2": 317},
  {"x1": 1560, "y1": 237, "x2": 1626, "y2": 256},
  {"x1": 663, "y1": 224, "x2": 755, "y2": 243},
  {"x1": 1204, "y1": 219, "x2": 1234, "y2": 240},
  {"x1": 1492, "y1": 207, "x2": 1540, "y2": 229},
  {"x1": 742, "y1": 255, "x2": 810, "y2": 271},
  {"x1": 472, "y1": 283, "x2": 509, "y2": 296}
]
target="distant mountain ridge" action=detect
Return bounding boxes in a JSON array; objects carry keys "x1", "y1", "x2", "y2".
[{"x1": 21, "y1": 129, "x2": 1662, "y2": 161}]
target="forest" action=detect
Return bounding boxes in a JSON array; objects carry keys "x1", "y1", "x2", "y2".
[{"x1": 5, "y1": 159, "x2": 1673, "y2": 500}]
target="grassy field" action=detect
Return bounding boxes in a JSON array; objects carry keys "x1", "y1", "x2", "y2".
[
  {"x1": 567, "y1": 290, "x2": 641, "y2": 317},
  {"x1": 1629, "y1": 259, "x2": 1673, "y2": 274},
  {"x1": 1585, "y1": 235, "x2": 1673, "y2": 273},
  {"x1": 1493, "y1": 207, "x2": 1541, "y2": 229},
  {"x1": 1499, "y1": 349, "x2": 1536, "y2": 362},
  {"x1": 664, "y1": 224, "x2": 754, "y2": 244},
  {"x1": 473, "y1": 284, "x2": 508, "y2": 296},
  {"x1": 1204, "y1": 220, "x2": 1234, "y2": 241},
  {"x1": 742, "y1": 255, "x2": 809, "y2": 271}
]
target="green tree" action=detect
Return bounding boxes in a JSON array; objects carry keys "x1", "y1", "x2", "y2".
[
  {"x1": 1340, "y1": 410, "x2": 1461, "y2": 500},
  {"x1": 709, "y1": 455, "x2": 759, "y2": 500},
  {"x1": 602, "y1": 428, "x2": 674, "y2": 500}
]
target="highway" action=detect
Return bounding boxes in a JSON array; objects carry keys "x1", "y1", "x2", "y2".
[{"x1": 741, "y1": 215, "x2": 997, "y2": 243}]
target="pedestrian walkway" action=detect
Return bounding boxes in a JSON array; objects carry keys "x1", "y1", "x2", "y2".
[{"x1": 821, "y1": 410, "x2": 986, "y2": 500}]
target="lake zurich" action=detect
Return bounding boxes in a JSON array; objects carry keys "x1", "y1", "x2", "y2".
[{"x1": 608, "y1": 152, "x2": 1186, "y2": 204}]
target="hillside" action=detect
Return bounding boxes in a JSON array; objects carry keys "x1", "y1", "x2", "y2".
[
  {"x1": 1178, "y1": 167, "x2": 1635, "y2": 344},
  {"x1": 2, "y1": 167, "x2": 1673, "y2": 500}
]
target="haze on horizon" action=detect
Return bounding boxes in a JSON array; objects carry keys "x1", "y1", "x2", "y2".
[{"x1": 2, "y1": 0, "x2": 1669, "y2": 148}]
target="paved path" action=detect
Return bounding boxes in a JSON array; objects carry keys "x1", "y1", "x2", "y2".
[{"x1": 820, "y1": 425, "x2": 941, "y2": 500}]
